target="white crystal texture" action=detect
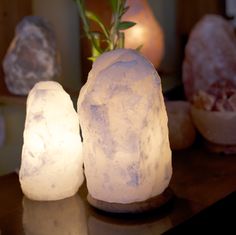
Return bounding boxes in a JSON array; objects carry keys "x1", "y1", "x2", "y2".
[
  {"x1": 20, "y1": 81, "x2": 83, "y2": 201},
  {"x1": 78, "y1": 49, "x2": 172, "y2": 204}
]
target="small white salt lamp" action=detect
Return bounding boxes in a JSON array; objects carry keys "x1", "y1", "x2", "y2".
[
  {"x1": 78, "y1": 49, "x2": 172, "y2": 212},
  {"x1": 19, "y1": 81, "x2": 84, "y2": 201}
]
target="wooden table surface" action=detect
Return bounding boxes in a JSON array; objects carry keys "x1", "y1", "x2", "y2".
[{"x1": 0, "y1": 145, "x2": 236, "y2": 235}]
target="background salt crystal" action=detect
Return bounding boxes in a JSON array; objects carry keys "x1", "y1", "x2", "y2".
[
  {"x1": 183, "y1": 15, "x2": 236, "y2": 101},
  {"x1": 3, "y1": 16, "x2": 61, "y2": 95}
]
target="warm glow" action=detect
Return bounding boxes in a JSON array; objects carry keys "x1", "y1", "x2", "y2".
[
  {"x1": 19, "y1": 81, "x2": 84, "y2": 201},
  {"x1": 123, "y1": 0, "x2": 164, "y2": 68},
  {"x1": 126, "y1": 24, "x2": 146, "y2": 44}
]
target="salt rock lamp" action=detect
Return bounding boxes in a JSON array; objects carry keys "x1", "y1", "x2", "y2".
[
  {"x1": 20, "y1": 81, "x2": 83, "y2": 201},
  {"x1": 191, "y1": 80, "x2": 236, "y2": 151},
  {"x1": 183, "y1": 14, "x2": 236, "y2": 101},
  {"x1": 3, "y1": 16, "x2": 61, "y2": 95},
  {"x1": 78, "y1": 49, "x2": 172, "y2": 209}
]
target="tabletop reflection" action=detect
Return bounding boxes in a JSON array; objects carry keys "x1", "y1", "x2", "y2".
[
  {"x1": 22, "y1": 194, "x2": 88, "y2": 235},
  {"x1": 88, "y1": 214, "x2": 172, "y2": 235},
  {"x1": 22, "y1": 189, "x2": 175, "y2": 235}
]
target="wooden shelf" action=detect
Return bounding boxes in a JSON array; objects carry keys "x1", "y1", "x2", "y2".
[
  {"x1": 0, "y1": 146, "x2": 236, "y2": 234},
  {"x1": 0, "y1": 94, "x2": 26, "y2": 106}
]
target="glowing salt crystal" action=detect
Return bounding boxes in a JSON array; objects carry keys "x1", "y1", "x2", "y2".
[
  {"x1": 78, "y1": 49, "x2": 172, "y2": 204},
  {"x1": 20, "y1": 81, "x2": 83, "y2": 201}
]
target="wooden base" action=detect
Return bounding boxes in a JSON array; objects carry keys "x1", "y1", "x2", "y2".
[
  {"x1": 87, "y1": 187, "x2": 174, "y2": 214},
  {"x1": 204, "y1": 140, "x2": 236, "y2": 155}
]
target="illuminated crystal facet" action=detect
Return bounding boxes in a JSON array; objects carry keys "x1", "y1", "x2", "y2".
[{"x1": 20, "y1": 81, "x2": 83, "y2": 201}]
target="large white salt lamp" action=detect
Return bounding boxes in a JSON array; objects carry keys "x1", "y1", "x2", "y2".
[
  {"x1": 78, "y1": 49, "x2": 172, "y2": 210},
  {"x1": 19, "y1": 81, "x2": 84, "y2": 201}
]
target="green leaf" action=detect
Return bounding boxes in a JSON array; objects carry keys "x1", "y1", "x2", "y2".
[
  {"x1": 118, "y1": 21, "x2": 136, "y2": 30},
  {"x1": 118, "y1": 0, "x2": 126, "y2": 15},
  {"x1": 87, "y1": 56, "x2": 97, "y2": 62},
  {"x1": 75, "y1": 0, "x2": 91, "y2": 40},
  {"x1": 75, "y1": 0, "x2": 134, "y2": 61},
  {"x1": 85, "y1": 11, "x2": 109, "y2": 39}
]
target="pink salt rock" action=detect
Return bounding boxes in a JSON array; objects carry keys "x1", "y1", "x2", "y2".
[
  {"x1": 192, "y1": 79, "x2": 236, "y2": 111},
  {"x1": 229, "y1": 93, "x2": 236, "y2": 111},
  {"x1": 3, "y1": 16, "x2": 61, "y2": 95},
  {"x1": 166, "y1": 101, "x2": 196, "y2": 150},
  {"x1": 183, "y1": 15, "x2": 236, "y2": 101},
  {"x1": 191, "y1": 105, "x2": 236, "y2": 146},
  {"x1": 192, "y1": 90, "x2": 215, "y2": 111}
]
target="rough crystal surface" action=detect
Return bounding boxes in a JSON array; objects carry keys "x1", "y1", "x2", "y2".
[
  {"x1": 166, "y1": 101, "x2": 196, "y2": 150},
  {"x1": 3, "y1": 16, "x2": 61, "y2": 95},
  {"x1": 191, "y1": 105, "x2": 236, "y2": 145},
  {"x1": 193, "y1": 80, "x2": 236, "y2": 111},
  {"x1": 78, "y1": 49, "x2": 172, "y2": 204},
  {"x1": 183, "y1": 15, "x2": 236, "y2": 101},
  {"x1": 20, "y1": 81, "x2": 83, "y2": 201}
]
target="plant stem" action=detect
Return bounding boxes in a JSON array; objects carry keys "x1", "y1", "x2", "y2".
[
  {"x1": 75, "y1": 0, "x2": 135, "y2": 60},
  {"x1": 75, "y1": 0, "x2": 91, "y2": 41},
  {"x1": 109, "y1": 0, "x2": 127, "y2": 50}
]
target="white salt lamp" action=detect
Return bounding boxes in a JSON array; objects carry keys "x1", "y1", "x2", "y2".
[
  {"x1": 78, "y1": 49, "x2": 172, "y2": 210},
  {"x1": 19, "y1": 81, "x2": 84, "y2": 201}
]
